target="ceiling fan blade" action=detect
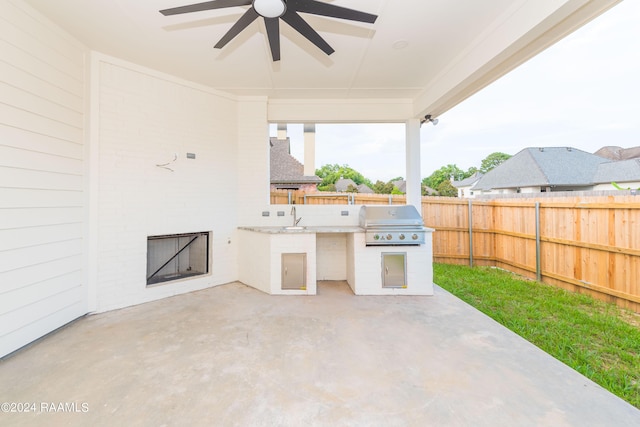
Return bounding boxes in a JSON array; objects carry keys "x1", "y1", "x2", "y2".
[
  {"x1": 264, "y1": 18, "x2": 281, "y2": 61},
  {"x1": 281, "y1": 10, "x2": 334, "y2": 56},
  {"x1": 214, "y1": 7, "x2": 259, "y2": 49},
  {"x1": 160, "y1": 0, "x2": 251, "y2": 16},
  {"x1": 291, "y1": 0, "x2": 377, "y2": 24}
]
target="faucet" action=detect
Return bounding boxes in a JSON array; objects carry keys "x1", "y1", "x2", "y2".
[{"x1": 291, "y1": 206, "x2": 302, "y2": 226}]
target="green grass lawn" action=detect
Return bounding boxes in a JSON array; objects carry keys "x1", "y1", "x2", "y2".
[{"x1": 434, "y1": 263, "x2": 640, "y2": 409}]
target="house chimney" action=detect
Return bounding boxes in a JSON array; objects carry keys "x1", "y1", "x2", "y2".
[
  {"x1": 277, "y1": 123, "x2": 287, "y2": 140},
  {"x1": 303, "y1": 123, "x2": 316, "y2": 176}
]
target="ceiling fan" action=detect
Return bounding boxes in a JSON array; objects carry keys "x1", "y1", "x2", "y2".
[{"x1": 160, "y1": 0, "x2": 378, "y2": 61}]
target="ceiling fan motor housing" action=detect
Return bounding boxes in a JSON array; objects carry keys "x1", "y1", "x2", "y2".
[{"x1": 253, "y1": 0, "x2": 286, "y2": 18}]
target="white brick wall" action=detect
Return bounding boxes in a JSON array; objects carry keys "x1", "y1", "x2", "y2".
[
  {"x1": 238, "y1": 230, "x2": 317, "y2": 295},
  {"x1": 236, "y1": 97, "x2": 269, "y2": 225},
  {"x1": 269, "y1": 233, "x2": 317, "y2": 295},
  {"x1": 0, "y1": 0, "x2": 87, "y2": 357},
  {"x1": 237, "y1": 229, "x2": 272, "y2": 294},
  {"x1": 316, "y1": 234, "x2": 347, "y2": 281},
  {"x1": 94, "y1": 57, "x2": 241, "y2": 312},
  {"x1": 347, "y1": 232, "x2": 434, "y2": 295},
  {"x1": 241, "y1": 205, "x2": 362, "y2": 228}
]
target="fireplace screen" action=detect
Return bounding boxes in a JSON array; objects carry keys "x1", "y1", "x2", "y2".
[{"x1": 146, "y1": 232, "x2": 210, "y2": 286}]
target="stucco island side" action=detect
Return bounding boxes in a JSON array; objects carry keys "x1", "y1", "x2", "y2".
[{"x1": 237, "y1": 227, "x2": 434, "y2": 296}]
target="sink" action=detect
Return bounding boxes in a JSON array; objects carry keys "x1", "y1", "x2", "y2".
[{"x1": 281, "y1": 226, "x2": 307, "y2": 231}]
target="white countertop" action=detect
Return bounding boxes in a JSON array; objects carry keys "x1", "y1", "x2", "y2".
[{"x1": 238, "y1": 226, "x2": 364, "y2": 234}]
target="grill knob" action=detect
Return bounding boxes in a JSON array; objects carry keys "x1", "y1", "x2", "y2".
[
  {"x1": 386, "y1": 234, "x2": 393, "y2": 240},
  {"x1": 412, "y1": 234, "x2": 419, "y2": 240},
  {"x1": 399, "y1": 234, "x2": 405, "y2": 240}
]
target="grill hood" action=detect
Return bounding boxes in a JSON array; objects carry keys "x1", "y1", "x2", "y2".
[{"x1": 359, "y1": 205, "x2": 424, "y2": 228}]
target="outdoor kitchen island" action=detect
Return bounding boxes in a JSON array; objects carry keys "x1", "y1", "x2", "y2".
[{"x1": 237, "y1": 206, "x2": 434, "y2": 296}]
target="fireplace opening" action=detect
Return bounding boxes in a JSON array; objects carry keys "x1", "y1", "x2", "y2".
[{"x1": 146, "y1": 232, "x2": 210, "y2": 286}]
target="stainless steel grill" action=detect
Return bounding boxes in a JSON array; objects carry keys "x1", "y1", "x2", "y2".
[{"x1": 359, "y1": 205, "x2": 426, "y2": 245}]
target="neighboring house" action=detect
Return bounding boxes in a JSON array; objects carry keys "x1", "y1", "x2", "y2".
[
  {"x1": 335, "y1": 178, "x2": 373, "y2": 193},
  {"x1": 392, "y1": 179, "x2": 407, "y2": 193},
  {"x1": 592, "y1": 158, "x2": 640, "y2": 191},
  {"x1": 471, "y1": 147, "x2": 640, "y2": 196},
  {"x1": 594, "y1": 145, "x2": 640, "y2": 161},
  {"x1": 357, "y1": 184, "x2": 375, "y2": 194},
  {"x1": 334, "y1": 178, "x2": 357, "y2": 192},
  {"x1": 422, "y1": 186, "x2": 438, "y2": 196},
  {"x1": 452, "y1": 172, "x2": 484, "y2": 198},
  {"x1": 270, "y1": 137, "x2": 321, "y2": 191}
]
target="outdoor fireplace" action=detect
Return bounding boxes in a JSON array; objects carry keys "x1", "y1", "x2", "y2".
[{"x1": 146, "y1": 232, "x2": 210, "y2": 286}]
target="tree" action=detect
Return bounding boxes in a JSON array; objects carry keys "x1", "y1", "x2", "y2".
[
  {"x1": 372, "y1": 180, "x2": 394, "y2": 194},
  {"x1": 436, "y1": 180, "x2": 458, "y2": 197},
  {"x1": 318, "y1": 183, "x2": 336, "y2": 192},
  {"x1": 480, "y1": 152, "x2": 511, "y2": 174},
  {"x1": 422, "y1": 164, "x2": 467, "y2": 189},
  {"x1": 422, "y1": 185, "x2": 437, "y2": 196},
  {"x1": 315, "y1": 164, "x2": 373, "y2": 190},
  {"x1": 346, "y1": 184, "x2": 358, "y2": 193}
]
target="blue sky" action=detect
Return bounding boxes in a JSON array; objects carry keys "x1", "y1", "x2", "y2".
[{"x1": 273, "y1": 0, "x2": 640, "y2": 183}]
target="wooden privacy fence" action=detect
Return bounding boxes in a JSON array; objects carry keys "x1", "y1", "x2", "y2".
[
  {"x1": 272, "y1": 190, "x2": 640, "y2": 312},
  {"x1": 271, "y1": 189, "x2": 406, "y2": 205},
  {"x1": 422, "y1": 195, "x2": 640, "y2": 313}
]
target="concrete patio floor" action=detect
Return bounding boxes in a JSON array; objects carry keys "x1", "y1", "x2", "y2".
[{"x1": 1, "y1": 281, "x2": 639, "y2": 427}]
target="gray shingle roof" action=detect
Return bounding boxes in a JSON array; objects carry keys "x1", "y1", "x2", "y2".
[
  {"x1": 334, "y1": 179, "x2": 373, "y2": 193},
  {"x1": 392, "y1": 179, "x2": 406, "y2": 193},
  {"x1": 335, "y1": 178, "x2": 357, "y2": 192},
  {"x1": 473, "y1": 147, "x2": 609, "y2": 191},
  {"x1": 357, "y1": 184, "x2": 374, "y2": 193},
  {"x1": 592, "y1": 159, "x2": 640, "y2": 184},
  {"x1": 594, "y1": 146, "x2": 640, "y2": 161},
  {"x1": 452, "y1": 172, "x2": 483, "y2": 188},
  {"x1": 270, "y1": 138, "x2": 321, "y2": 184}
]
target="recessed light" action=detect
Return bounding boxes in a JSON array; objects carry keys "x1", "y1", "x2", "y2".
[{"x1": 392, "y1": 40, "x2": 409, "y2": 50}]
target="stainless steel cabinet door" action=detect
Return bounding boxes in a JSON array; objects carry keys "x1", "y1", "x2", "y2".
[
  {"x1": 382, "y1": 252, "x2": 407, "y2": 288},
  {"x1": 282, "y1": 253, "x2": 307, "y2": 290}
]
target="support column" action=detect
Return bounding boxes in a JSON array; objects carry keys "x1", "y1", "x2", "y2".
[
  {"x1": 405, "y1": 118, "x2": 422, "y2": 209},
  {"x1": 303, "y1": 123, "x2": 316, "y2": 176},
  {"x1": 277, "y1": 123, "x2": 287, "y2": 139}
]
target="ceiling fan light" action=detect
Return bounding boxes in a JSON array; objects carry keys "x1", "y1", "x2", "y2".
[{"x1": 253, "y1": 0, "x2": 286, "y2": 18}]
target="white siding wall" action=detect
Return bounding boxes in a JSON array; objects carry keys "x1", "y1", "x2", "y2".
[
  {"x1": 0, "y1": 0, "x2": 87, "y2": 357},
  {"x1": 593, "y1": 182, "x2": 640, "y2": 191},
  {"x1": 94, "y1": 56, "x2": 240, "y2": 312}
]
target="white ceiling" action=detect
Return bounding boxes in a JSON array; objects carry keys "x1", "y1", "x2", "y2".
[{"x1": 24, "y1": 0, "x2": 620, "y2": 117}]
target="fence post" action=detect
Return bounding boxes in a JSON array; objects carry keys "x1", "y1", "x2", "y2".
[
  {"x1": 468, "y1": 199, "x2": 473, "y2": 267},
  {"x1": 535, "y1": 202, "x2": 541, "y2": 281}
]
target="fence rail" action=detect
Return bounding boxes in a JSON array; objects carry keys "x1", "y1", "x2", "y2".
[
  {"x1": 422, "y1": 195, "x2": 640, "y2": 313},
  {"x1": 271, "y1": 190, "x2": 406, "y2": 205},
  {"x1": 272, "y1": 190, "x2": 640, "y2": 312}
]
